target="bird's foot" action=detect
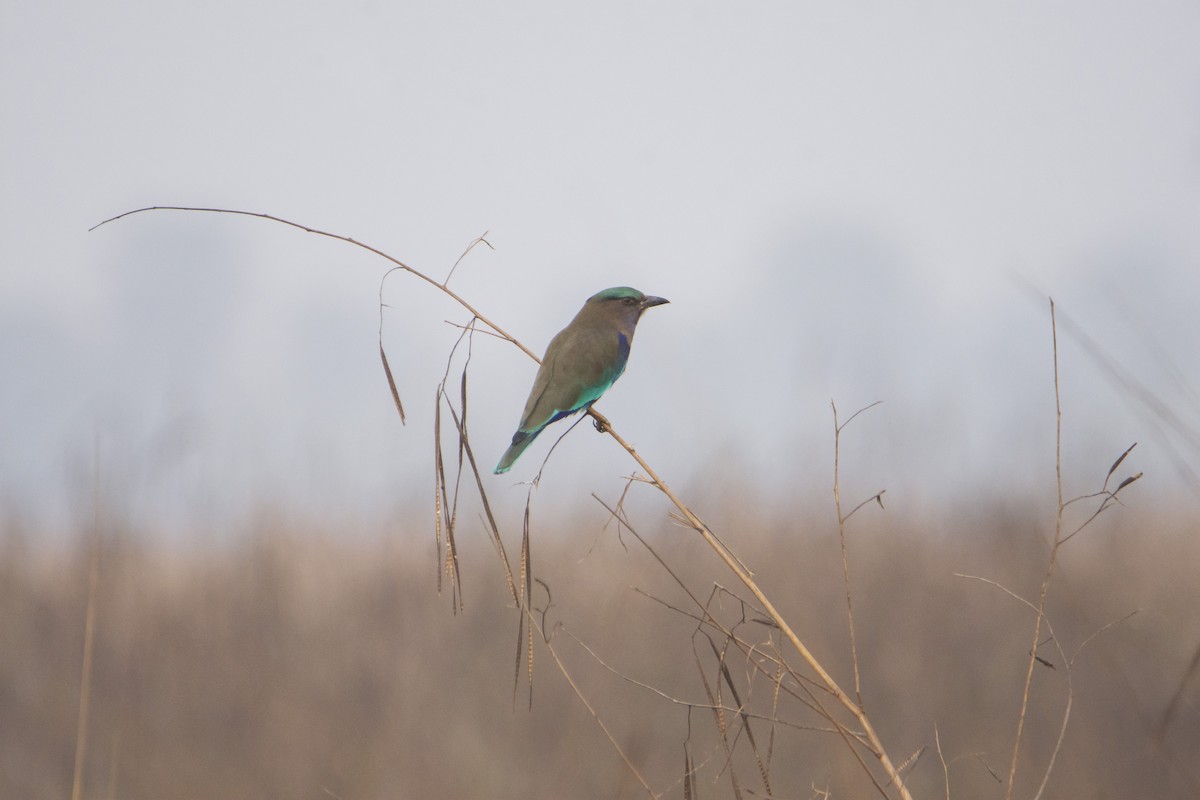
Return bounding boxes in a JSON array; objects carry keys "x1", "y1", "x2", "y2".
[{"x1": 593, "y1": 417, "x2": 609, "y2": 433}]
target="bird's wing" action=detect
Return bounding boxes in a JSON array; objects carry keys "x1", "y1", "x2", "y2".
[{"x1": 517, "y1": 328, "x2": 628, "y2": 434}]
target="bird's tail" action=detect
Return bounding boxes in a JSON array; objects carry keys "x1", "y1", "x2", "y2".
[{"x1": 494, "y1": 429, "x2": 539, "y2": 474}]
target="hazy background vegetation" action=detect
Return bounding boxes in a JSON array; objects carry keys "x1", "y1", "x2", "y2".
[{"x1": 4, "y1": 482, "x2": 1199, "y2": 797}]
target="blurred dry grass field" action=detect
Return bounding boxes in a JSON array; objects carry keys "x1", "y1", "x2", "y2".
[{"x1": 3, "y1": 497, "x2": 1197, "y2": 799}]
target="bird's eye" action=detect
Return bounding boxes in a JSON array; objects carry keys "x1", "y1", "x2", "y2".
[{"x1": 622, "y1": 297, "x2": 637, "y2": 306}]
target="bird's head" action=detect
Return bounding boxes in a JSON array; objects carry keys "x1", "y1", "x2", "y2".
[{"x1": 586, "y1": 286, "x2": 670, "y2": 321}]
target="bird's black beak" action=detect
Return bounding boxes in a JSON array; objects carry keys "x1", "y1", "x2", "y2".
[{"x1": 641, "y1": 295, "x2": 669, "y2": 309}]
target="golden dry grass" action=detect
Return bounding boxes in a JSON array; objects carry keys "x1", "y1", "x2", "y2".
[{"x1": 3, "y1": 499, "x2": 1197, "y2": 799}]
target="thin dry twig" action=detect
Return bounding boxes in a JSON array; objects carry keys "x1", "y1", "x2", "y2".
[
  {"x1": 707, "y1": 632, "x2": 773, "y2": 797},
  {"x1": 72, "y1": 447, "x2": 102, "y2": 800},
  {"x1": 1028, "y1": 627, "x2": 1069, "y2": 800},
  {"x1": 532, "y1": 614, "x2": 657, "y2": 798},
  {"x1": 1059, "y1": 444, "x2": 1142, "y2": 545},
  {"x1": 566, "y1": 629, "x2": 836, "y2": 735},
  {"x1": 830, "y1": 400, "x2": 884, "y2": 709},
  {"x1": 436, "y1": 320, "x2": 483, "y2": 611},
  {"x1": 377, "y1": 266, "x2": 408, "y2": 424},
  {"x1": 90, "y1": 206, "x2": 541, "y2": 360},
  {"x1": 1000, "y1": 299, "x2": 1143, "y2": 799},
  {"x1": 694, "y1": 636, "x2": 745, "y2": 800},
  {"x1": 1030, "y1": 610, "x2": 1140, "y2": 800},
  {"x1": 443, "y1": 230, "x2": 493, "y2": 286},
  {"x1": 935, "y1": 725, "x2": 950, "y2": 800},
  {"x1": 955, "y1": 571, "x2": 1139, "y2": 800},
  {"x1": 591, "y1": 501, "x2": 879, "y2": 770},
  {"x1": 1004, "y1": 298, "x2": 1066, "y2": 799}
]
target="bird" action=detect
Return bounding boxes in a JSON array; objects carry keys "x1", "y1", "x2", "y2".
[{"x1": 494, "y1": 286, "x2": 669, "y2": 474}]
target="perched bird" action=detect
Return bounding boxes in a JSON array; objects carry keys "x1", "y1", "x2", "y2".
[{"x1": 494, "y1": 286, "x2": 669, "y2": 474}]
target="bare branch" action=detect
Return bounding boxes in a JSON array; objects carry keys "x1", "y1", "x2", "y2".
[
  {"x1": 443, "y1": 229, "x2": 493, "y2": 286},
  {"x1": 1004, "y1": 298, "x2": 1065, "y2": 800}
]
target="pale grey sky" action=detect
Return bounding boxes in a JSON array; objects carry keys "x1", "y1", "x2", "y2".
[{"x1": 3, "y1": 2, "x2": 1199, "y2": 535}]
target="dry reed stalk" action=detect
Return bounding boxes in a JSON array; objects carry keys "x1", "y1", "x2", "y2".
[
  {"x1": 71, "y1": 448, "x2": 102, "y2": 800},
  {"x1": 954, "y1": 298, "x2": 1141, "y2": 798},
  {"x1": 831, "y1": 399, "x2": 884, "y2": 710},
  {"x1": 1002, "y1": 299, "x2": 1067, "y2": 799},
  {"x1": 71, "y1": 542, "x2": 99, "y2": 800}
]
